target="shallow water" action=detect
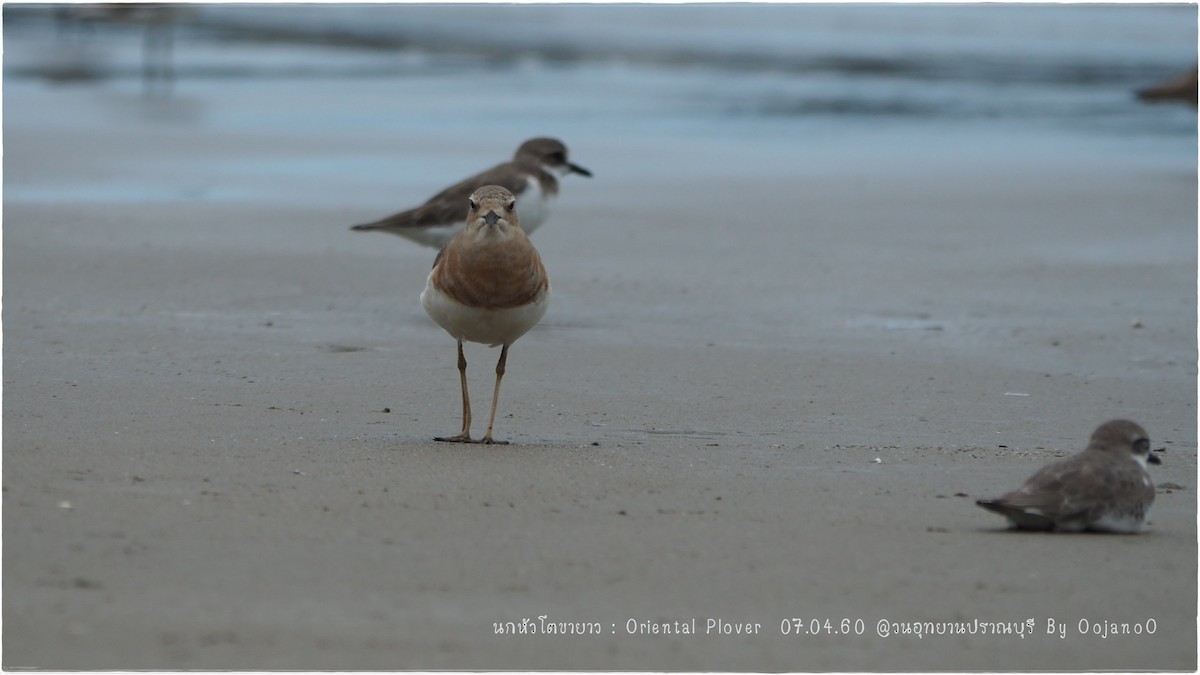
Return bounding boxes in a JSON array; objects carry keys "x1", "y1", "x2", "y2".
[
  {"x1": 5, "y1": 4, "x2": 1196, "y2": 143},
  {"x1": 3, "y1": 5, "x2": 1195, "y2": 224}
]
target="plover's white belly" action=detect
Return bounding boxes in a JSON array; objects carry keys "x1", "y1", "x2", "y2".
[
  {"x1": 1091, "y1": 508, "x2": 1149, "y2": 534},
  {"x1": 421, "y1": 276, "x2": 550, "y2": 347},
  {"x1": 515, "y1": 177, "x2": 553, "y2": 235}
]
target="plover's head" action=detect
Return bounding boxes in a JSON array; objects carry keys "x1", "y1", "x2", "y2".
[
  {"x1": 465, "y1": 185, "x2": 521, "y2": 238},
  {"x1": 1088, "y1": 419, "x2": 1160, "y2": 467},
  {"x1": 515, "y1": 137, "x2": 592, "y2": 178}
]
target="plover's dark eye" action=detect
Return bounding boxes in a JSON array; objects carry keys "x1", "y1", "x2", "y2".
[
  {"x1": 507, "y1": 201, "x2": 516, "y2": 212},
  {"x1": 549, "y1": 152, "x2": 565, "y2": 163},
  {"x1": 469, "y1": 199, "x2": 477, "y2": 210},
  {"x1": 1134, "y1": 438, "x2": 1150, "y2": 453}
]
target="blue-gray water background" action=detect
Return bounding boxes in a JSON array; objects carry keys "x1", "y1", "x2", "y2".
[{"x1": 4, "y1": 3, "x2": 1197, "y2": 158}]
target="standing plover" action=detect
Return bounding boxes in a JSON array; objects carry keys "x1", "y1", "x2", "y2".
[
  {"x1": 977, "y1": 419, "x2": 1160, "y2": 533},
  {"x1": 420, "y1": 185, "x2": 550, "y2": 444},
  {"x1": 352, "y1": 137, "x2": 590, "y2": 248}
]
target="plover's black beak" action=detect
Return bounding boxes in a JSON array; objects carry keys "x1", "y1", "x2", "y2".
[
  {"x1": 568, "y1": 162, "x2": 592, "y2": 178},
  {"x1": 1148, "y1": 453, "x2": 1162, "y2": 465},
  {"x1": 484, "y1": 211, "x2": 501, "y2": 227}
]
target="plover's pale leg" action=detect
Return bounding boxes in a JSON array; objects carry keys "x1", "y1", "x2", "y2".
[
  {"x1": 436, "y1": 339, "x2": 475, "y2": 443},
  {"x1": 480, "y1": 344, "x2": 511, "y2": 445}
]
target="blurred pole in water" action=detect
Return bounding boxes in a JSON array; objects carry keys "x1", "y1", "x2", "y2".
[
  {"x1": 1136, "y1": 66, "x2": 1198, "y2": 108},
  {"x1": 53, "y1": 3, "x2": 185, "y2": 97}
]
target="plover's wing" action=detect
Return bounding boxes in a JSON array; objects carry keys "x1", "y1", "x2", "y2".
[
  {"x1": 975, "y1": 499, "x2": 1058, "y2": 530},
  {"x1": 351, "y1": 162, "x2": 532, "y2": 233},
  {"x1": 976, "y1": 455, "x2": 1093, "y2": 530}
]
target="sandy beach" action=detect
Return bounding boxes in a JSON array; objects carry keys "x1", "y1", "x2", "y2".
[{"x1": 4, "y1": 9, "x2": 1197, "y2": 671}]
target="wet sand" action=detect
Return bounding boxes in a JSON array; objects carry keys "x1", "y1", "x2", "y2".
[{"x1": 3, "y1": 72, "x2": 1197, "y2": 670}]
